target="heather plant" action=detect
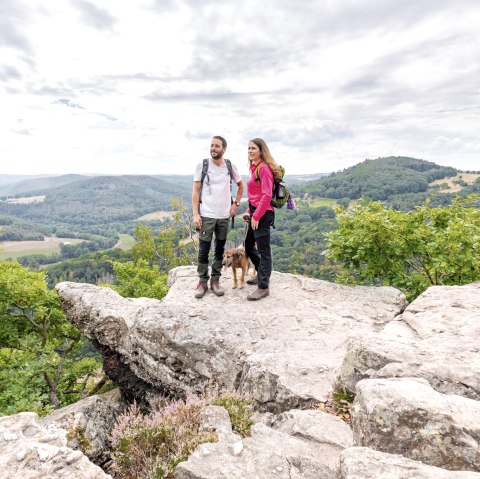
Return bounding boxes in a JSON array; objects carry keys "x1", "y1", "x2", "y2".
[
  {"x1": 110, "y1": 395, "x2": 216, "y2": 479},
  {"x1": 110, "y1": 390, "x2": 254, "y2": 478}
]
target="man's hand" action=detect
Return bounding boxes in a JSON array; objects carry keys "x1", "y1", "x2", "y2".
[
  {"x1": 229, "y1": 203, "x2": 238, "y2": 218},
  {"x1": 194, "y1": 214, "x2": 202, "y2": 229}
]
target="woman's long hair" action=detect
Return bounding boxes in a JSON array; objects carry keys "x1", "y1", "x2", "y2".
[{"x1": 248, "y1": 138, "x2": 282, "y2": 178}]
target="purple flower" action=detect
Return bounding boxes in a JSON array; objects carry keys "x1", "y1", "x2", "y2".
[{"x1": 287, "y1": 195, "x2": 295, "y2": 210}]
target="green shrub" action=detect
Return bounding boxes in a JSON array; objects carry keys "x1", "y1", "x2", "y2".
[{"x1": 211, "y1": 392, "x2": 254, "y2": 438}]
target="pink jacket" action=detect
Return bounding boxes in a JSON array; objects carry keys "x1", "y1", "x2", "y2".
[{"x1": 247, "y1": 161, "x2": 274, "y2": 221}]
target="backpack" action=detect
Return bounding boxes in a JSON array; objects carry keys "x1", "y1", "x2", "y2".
[
  {"x1": 255, "y1": 163, "x2": 291, "y2": 209},
  {"x1": 199, "y1": 158, "x2": 234, "y2": 203}
]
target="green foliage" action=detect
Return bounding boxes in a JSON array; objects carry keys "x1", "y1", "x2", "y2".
[
  {"x1": 332, "y1": 387, "x2": 354, "y2": 416},
  {"x1": 133, "y1": 199, "x2": 197, "y2": 273},
  {"x1": 108, "y1": 259, "x2": 168, "y2": 300},
  {"x1": 67, "y1": 424, "x2": 92, "y2": 454},
  {"x1": 210, "y1": 393, "x2": 254, "y2": 438},
  {"x1": 326, "y1": 196, "x2": 480, "y2": 300},
  {"x1": 104, "y1": 199, "x2": 196, "y2": 300},
  {"x1": 45, "y1": 248, "x2": 130, "y2": 288},
  {"x1": 0, "y1": 260, "x2": 103, "y2": 415}
]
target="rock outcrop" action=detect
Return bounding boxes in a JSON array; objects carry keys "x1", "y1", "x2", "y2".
[
  {"x1": 338, "y1": 283, "x2": 480, "y2": 399},
  {"x1": 55, "y1": 266, "x2": 407, "y2": 411},
  {"x1": 3, "y1": 267, "x2": 479, "y2": 477},
  {"x1": 339, "y1": 447, "x2": 480, "y2": 479},
  {"x1": 40, "y1": 388, "x2": 126, "y2": 465},
  {"x1": 0, "y1": 412, "x2": 111, "y2": 479},
  {"x1": 352, "y1": 377, "x2": 480, "y2": 471}
]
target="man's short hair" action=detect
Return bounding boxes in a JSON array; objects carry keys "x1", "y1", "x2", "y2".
[{"x1": 213, "y1": 135, "x2": 227, "y2": 148}]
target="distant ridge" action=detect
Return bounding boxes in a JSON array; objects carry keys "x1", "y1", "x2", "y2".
[{"x1": 0, "y1": 174, "x2": 88, "y2": 197}]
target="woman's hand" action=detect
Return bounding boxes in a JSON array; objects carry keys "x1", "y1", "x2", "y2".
[{"x1": 251, "y1": 218, "x2": 259, "y2": 230}]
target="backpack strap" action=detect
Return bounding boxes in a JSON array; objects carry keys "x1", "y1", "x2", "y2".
[
  {"x1": 225, "y1": 159, "x2": 234, "y2": 182},
  {"x1": 253, "y1": 161, "x2": 276, "y2": 227},
  {"x1": 254, "y1": 162, "x2": 265, "y2": 183},
  {"x1": 225, "y1": 159, "x2": 235, "y2": 228},
  {"x1": 199, "y1": 158, "x2": 209, "y2": 203}
]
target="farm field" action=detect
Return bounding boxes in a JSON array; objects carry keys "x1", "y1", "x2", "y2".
[
  {"x1": 303, "y1": 198, "x2": 339, "y2": 208},
  {"x1": 115, "y1": 234, "x2": 135, "y2": 250},
  {"x1": 4, "y1": 195, "x2": 46, "y2": 204},
  {"x1": 429, "y1": 173, "x2": 480, "y2": 192},
  {"x1": 0, "y1": 236, "x2": 84, "y2": 260},
  {"x1": 136, "y1": 210, "x2": 175, "y2": 221}
]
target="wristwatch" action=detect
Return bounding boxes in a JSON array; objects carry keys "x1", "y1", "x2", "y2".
[{"x1": 234, "y1": 201, "x2": 240, "y2": 206}]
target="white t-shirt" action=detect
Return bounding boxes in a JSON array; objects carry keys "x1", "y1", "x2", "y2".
[{"x1": 194, "y1": 159, "x2": 242, "y2": 219}]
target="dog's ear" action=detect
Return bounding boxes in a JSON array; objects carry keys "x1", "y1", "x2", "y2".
[{"x1": 237, "y1": 249, "x2": 245, "y2": 256}]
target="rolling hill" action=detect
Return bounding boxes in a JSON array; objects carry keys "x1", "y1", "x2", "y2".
[
  {"x1": 0, "y1": 174, "x2": 89, "y2": 197},
  {"x1": 292, "y1": 157, "x2": 458, "y2": 201}
]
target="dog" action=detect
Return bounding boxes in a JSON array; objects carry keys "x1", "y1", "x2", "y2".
[{"x1": 222, "y1": 245, "x2": 256, "y2": 289}]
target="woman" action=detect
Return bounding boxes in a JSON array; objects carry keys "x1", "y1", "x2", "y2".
[{"x1": 244, "y1": 138, "x2": 282, "y2": 301}]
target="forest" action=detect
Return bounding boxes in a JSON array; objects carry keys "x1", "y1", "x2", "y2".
[{"x1": 1, "y1": 155, "x2": 480, "y2": 416}]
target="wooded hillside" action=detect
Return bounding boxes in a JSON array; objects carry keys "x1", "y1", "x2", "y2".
[{"x1": 292, "y1": 156, "x2": 458, "y2": 200}]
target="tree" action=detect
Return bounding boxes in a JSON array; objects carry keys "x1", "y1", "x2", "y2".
[
  {"x1": 108, "y1": 259, "x2": 168, "y2": 300},
  {"x1": 325, "y1": 196, "x2": 480, "y2": 300},
  {"x1": 0, "y1": 260, "x2": 103, "y2": 415},
  {"x1": 132, "y1": 199, "x2": 197, "y2": 272},
  {"x1": 105, "y1": 199, "x2": 195, "y2": 300}
]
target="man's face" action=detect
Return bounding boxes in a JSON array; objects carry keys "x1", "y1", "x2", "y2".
[{"x1": 210, "y1": 139, "x2": 225, "y2": 159}]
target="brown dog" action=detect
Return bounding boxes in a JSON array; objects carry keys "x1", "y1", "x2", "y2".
[{"x1": 222, "y1": 245, "x2": 255, "y2": 289}]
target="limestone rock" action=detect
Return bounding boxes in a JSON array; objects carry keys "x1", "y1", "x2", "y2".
[
  {"x1": 0, "y1": 412, "x2": 111, "y2": 479},
  {"x1": 352, "y1": 378, "x2": 480, "y2": 471},
  {"x1": 339, "y1": 283, "x2": 480, "y2": 400},
  {"x1": 40, "y1": 389, "x2": 126, "y2": 465},
  {"x1": 175, "y1": 407, "x2": 351, "y2": 479},
  {"x1": 340, "y1": 447, "x2": 480, "y2": 479},
  {"x1": 56, "y1": 266, "x2": 406, "y2": 411},
  {"x1": 272, "y1": 408, "x2": 353, "y2": 449}
]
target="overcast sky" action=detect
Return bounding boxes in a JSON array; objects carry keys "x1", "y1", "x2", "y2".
[{"x1": 1, "y1": 0, "x2": 479, "y2": 176}]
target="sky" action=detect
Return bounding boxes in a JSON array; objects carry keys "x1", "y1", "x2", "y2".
[{"x1": 1, "y1": 0, "x2": 480, "y2": 176}]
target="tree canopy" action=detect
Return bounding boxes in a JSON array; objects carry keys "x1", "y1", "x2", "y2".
[{"x1": 326, "y1": 196, "x2": 480, "y2": 300}]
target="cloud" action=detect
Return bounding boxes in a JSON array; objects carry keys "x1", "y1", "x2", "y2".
[
  {"x1": 244, "y1": 122, "x2": 354, "y2": 148},
  {"x1": 0, "y1": 65, "x2": 22, "y2": 82},
  {"x1": 71, "y1": 0, "x2": 117, "y2": 31},
  {"x1": 52, "y1": 98, "x2": 118, "y2": 121},
  {"x1": 0, "y1": 0, "x2": 33, "y2": 53},
  {"x1": 53, "y1": 98, "x2": 85, "y2": 109},
  {"x1": 144, "y1": 87, "x2": 257, "y2": 103}
]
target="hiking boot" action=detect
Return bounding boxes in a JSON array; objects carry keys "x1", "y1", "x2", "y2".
[
  {"x1": 246, "y1": 276, "x2": 258, "y2": 285},
  {"x1": 247, "y1": 288, "x2": 269, "y2": 301},
  {"x1": 210, "y1": 279, "x2": 225, "y2": 297},
  {"x1": 194, "y1": 281, "x2": 208, "y2": 299}
]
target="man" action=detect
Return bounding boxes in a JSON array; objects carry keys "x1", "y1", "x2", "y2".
[{"x1": 192, "y1": 136, "x2": 244, "y2": 298}]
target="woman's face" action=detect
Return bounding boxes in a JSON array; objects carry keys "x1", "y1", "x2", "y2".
[{"x1": 248, "y1": 141, "x2": 261, "y2": 163}]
